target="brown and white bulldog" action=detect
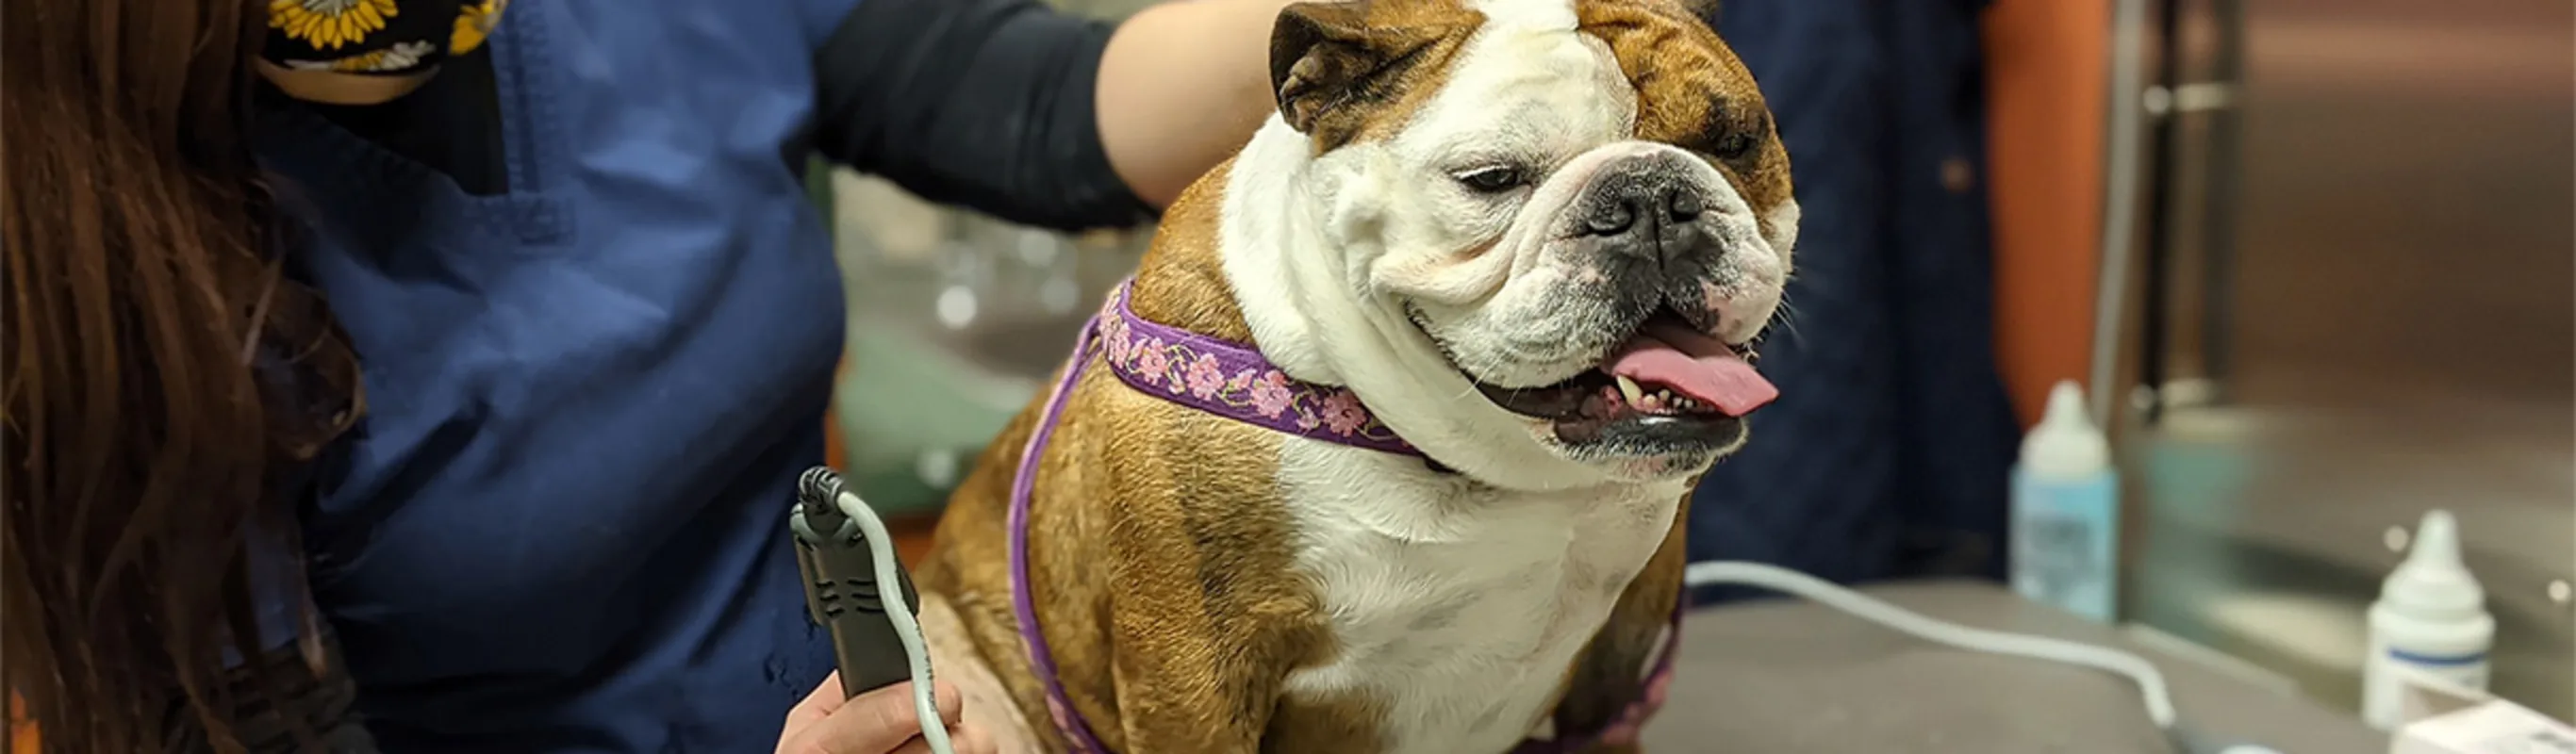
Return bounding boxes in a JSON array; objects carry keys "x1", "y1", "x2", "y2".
[{"x1": 913, "y1": 0, "x2": 1796, "y2": 749}]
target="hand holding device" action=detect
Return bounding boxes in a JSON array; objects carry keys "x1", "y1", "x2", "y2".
[{"x1": 790, "y1": 467, "x2": 959, "y2": 754}]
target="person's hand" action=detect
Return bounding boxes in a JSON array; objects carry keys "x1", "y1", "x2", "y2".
[{"x1": 776, "y1": 672, "x2": 994, "y2": 754}]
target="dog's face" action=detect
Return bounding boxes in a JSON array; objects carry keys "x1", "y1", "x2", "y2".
[{"x1": 1268, "y1": 0, "x2": 1795, "y2": 483}]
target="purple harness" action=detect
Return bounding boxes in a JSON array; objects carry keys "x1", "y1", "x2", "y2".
[{"x1": 1008, "y1": 280, "x2": 1681, "y2": 753}]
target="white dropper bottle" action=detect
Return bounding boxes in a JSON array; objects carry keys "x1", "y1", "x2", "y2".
[
  {"x1": 2361, "y1": 509, "x2": 2495, "y2": 730},
  {"x1": 2009, "y1": 381, "x2": 2120, "y2": 622}
]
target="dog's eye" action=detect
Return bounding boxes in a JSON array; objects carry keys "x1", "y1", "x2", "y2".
[
  {"x1": 1712, "y1": 131, "x2": 1759, "y2": 161},
  {"x1": 1453, "y1": 166, "x2": 1527, "y2": 194}
]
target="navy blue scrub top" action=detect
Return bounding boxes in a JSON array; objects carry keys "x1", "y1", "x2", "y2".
[
  {"x1": 250, "y1": 0, "x2": 1142, "y2": 749},
  {"x1": 1685, "y1": 0, "x2": 2020, "y2": 598}
]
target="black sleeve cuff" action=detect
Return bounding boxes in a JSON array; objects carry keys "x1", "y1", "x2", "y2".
[{"x1": 811, "y1": 0, "x2": 1158, "y2": 232}]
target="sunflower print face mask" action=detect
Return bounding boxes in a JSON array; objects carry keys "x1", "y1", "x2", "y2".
[{"x1": 264, "y1": 0, "x2": 510, "y2": 76}]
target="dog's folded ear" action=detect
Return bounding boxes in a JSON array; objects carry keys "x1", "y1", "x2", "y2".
[
  {"x1": 1268, "y1": 0, "x2": 1469, "y2": 147},
  {"x1": 1269, "y1": 1, "x2": 1394, "y2": 136}
]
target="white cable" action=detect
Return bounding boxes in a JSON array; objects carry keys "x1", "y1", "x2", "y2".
[
  {"x1": 1685, "y1": 560, "x2": 2178, "y2": 729},
  {"x1": 834, "y1": 489, "x2": 957, "y2": 754},
  {"x1": 813, "y1": 501, "x2": 2175, "y2": 751}
]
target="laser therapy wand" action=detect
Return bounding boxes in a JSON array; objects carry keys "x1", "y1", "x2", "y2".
[{"x1": 788, "y1": 467, "x2": 930, "y2": 699}]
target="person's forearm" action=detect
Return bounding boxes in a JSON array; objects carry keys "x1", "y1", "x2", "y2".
[
  {"x1": 1095, "y1": 0, "x2": 1301, "y2": 207},
  {"x1": 812, "y1": 0, "x2": 1151, "y2": 231},
  {"x1": 807, "y1": 0, "x2": 1293, "y2": 226}
]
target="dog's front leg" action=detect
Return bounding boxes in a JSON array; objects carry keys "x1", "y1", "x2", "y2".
[
  {"x1": 1098, "y1": 499, "x2": 1304, "y2": 753},
  {"x1": 1552, "y1": 494, "x2": 1693, "y2": 754},
  {"x1": 1101, "y1": 609, "x2": 1280, "y2": 753}
]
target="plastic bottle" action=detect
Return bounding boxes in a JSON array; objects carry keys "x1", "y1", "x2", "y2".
[
  {"x1": 2362, "y1": 508, "x2": 2494, "y2": 730},
  {"x1": 2010, "y1": 380, "x2": 2120, "y2": 623}
]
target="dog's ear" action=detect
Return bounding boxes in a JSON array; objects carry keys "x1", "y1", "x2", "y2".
[
  {"x1": 1270, "y1": 0, "x2": 1477, "y2": 143},
  {"x1": 1270, "y1": 1, "x2": 1389, "y2": 134}
]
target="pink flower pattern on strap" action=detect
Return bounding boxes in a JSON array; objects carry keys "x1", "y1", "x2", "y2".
[
  {"x1": 1132, "y1": 339, "x2": 1169, "y2": 386},
  {"x1": 1100, "y1": 310, "x2": 1133, "y2": 363},
  {"x1": 1247, "y1": 371, "x2": 1294, "y2": 418},
  {"x1": 1092, "y1": 291, "x2": 1409, "y2": 447},
  {"x1": 1318, "y1": 391, "x2": 1369, "y2": 435},
  {"x1": 1184, "y1": 353, "x2": 1227, "y2": 399}
]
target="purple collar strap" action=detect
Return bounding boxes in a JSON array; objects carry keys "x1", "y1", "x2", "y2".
[
  {"x1": 1007, "y1": 279, "x2": 1681, "y2": 753},
  {"x1": 1094, "y1": 283, "x2": 1424, "y2": 456}
]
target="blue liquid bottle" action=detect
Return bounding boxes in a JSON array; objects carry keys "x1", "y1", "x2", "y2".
[{"x1": 2009, "y1": 381, "x2": 2119, "y2": 622}]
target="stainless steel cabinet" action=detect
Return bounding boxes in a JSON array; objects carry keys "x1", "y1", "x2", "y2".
[{"x1": 2099, "y1": 0, "x2": 2574, "y2": 720}]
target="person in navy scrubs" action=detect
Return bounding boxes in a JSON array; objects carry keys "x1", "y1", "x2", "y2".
[{"x1": 1, "y1": 0, "x2": 1302, "y2": 750}]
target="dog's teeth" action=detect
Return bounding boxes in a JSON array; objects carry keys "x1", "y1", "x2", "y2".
[{"x1": 1614, "y1": 375, "x2": 1643, "y2": 404}]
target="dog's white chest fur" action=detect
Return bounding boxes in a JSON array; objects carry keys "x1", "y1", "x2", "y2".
[{"x1": 1276, "y1": 444, "x2": 1683, "y2": 754}]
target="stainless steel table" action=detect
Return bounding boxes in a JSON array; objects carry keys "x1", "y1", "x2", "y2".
[{"x1": 1642, "y1": 580, "x2": 2386, "y2": 753}]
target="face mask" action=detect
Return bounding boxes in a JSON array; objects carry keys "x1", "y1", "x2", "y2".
[{"x1": 262, "y1": 0, "x2": 511, "y2": 76}]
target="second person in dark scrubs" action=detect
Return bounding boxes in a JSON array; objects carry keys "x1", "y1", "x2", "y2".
[{"x1": 54, "y1": 0, "x2": 1308, "y2": 749}]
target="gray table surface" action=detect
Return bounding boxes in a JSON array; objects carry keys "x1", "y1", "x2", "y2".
[{"x1": 1640, "y1": 580, "x2": 2386, "y2": 753}]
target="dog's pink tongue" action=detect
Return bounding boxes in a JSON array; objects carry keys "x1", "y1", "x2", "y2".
[{"x1": 1609, "y1": 322, "x2": 1777, "y2": 417}]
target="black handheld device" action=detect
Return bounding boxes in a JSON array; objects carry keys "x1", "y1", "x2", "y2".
[{"x1": 789, "y1": 467, "x2": 924, "y2": 698}]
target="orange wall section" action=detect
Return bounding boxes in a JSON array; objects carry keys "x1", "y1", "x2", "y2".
[{"x1": 1982, "y1": 0, "x2": 2111, "y2": 426}]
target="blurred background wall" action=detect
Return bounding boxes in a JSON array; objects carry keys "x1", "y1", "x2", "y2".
[{"x1": 814, "y1": 0, "x2": 1158, "y2": 520}]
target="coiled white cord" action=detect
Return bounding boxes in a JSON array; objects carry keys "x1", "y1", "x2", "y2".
[
  {"x1": 1684, "y1": 560, "x2": 2179, "y2": 729},
  {"x1": 832, "y1": 489, "x2": 958, "y2": 754}
]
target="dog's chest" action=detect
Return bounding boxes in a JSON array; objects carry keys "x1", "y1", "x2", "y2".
[{"x1": 1271, "y1": 451, "x2": 1681, "y2": 754}]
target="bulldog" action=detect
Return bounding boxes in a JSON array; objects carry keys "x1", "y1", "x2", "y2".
[{"x1": 912, "y1": 0, "x2": 1796, "y2": 749}]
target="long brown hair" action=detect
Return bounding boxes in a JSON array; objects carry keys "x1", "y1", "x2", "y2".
[{"x1": 2, "y1": 0, "x2": 364, "y2": 750}]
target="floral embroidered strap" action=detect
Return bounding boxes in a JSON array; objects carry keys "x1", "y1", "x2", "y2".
[
  {"x1": 1091, "y1": 283, "x2": 1424, "y2": 456},
  {"x1": 1007, "y1": 279, "x2": 1680, "y2": 754}
]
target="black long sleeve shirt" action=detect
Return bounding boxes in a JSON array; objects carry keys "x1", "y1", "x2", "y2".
[{"x1": 310, "y1": 0, "x2": 1150, "y2": 230}]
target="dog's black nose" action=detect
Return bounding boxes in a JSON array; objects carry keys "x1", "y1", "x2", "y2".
[
  {"x1": 1577, "y1": 171, "x2": 1709, "y2": 265},
  {"x1": 1581, "y1": 183, "x2": 1702, "y2": 236}
]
